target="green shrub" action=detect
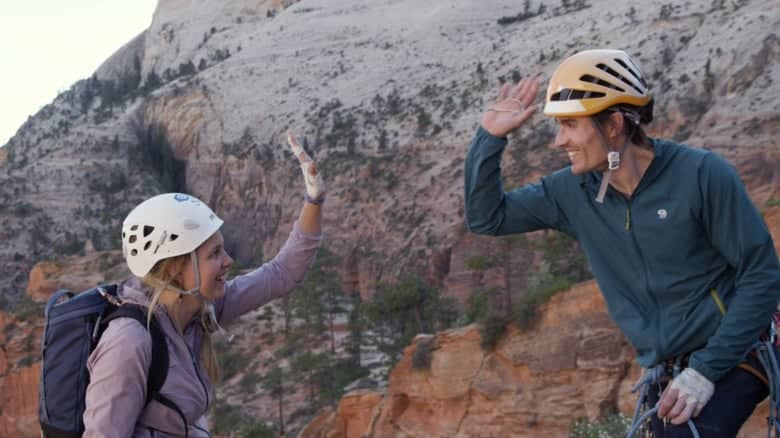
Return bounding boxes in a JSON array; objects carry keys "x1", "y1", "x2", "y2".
[
  {"x1": 569, "y1": 413, "x2": 631, "y2": 438},
  {"x1": 465, "y1": 254, "x2": 493, "y2": 271},
  {"x1": 212, "y1": 398, "x2": 277, "y2": 437},
  {"x1": 15, "y1": 294, "x2": 44, "y2": 321},
  {"x1": 216, "y1": 345, "x2": 252, "y2": 380},
  {"x1": 466, "y1": 288, "x2": 500, "y2": 324},
  {"x1": 18, "y1": 355, "x2": 36, "y2": 368},
  {"x1": 239, "y1": 371, "x2": 262, "y2": 391},
  {"x1": 479, "y1": 312, "x2": 511, "y2": 350},
  {"x1": 240, "y1": 421, "x2": 276, "y2": 438},
  {"x1": 412, "y1": 337, "x2": 434, "y2": 370},
  {"x1": 211, "y1": 400, "x2": 244, "y2": 434}
]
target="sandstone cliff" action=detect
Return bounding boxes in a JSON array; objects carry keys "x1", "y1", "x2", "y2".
[
  {"x1": 2, "y1": 205, "x2": 777, "y2": 437},
  {"x1": 1, "y1": 0, "x2": 779, "y2": 436},
  {"x1": 299, "y1": 201, "x2": 779, "y2": 437},
  {"x1": 0, "y1": 308, "x2": 43, "y2": 438}
]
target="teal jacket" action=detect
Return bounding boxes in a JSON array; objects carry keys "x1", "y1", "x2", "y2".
[{"x1": 464, "y1": 127, "x2": 780, "y2": 382}]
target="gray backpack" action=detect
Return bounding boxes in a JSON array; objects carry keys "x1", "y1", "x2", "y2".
[{"x1": 37, "y1": 284, "x2": 178, "y2": 437}]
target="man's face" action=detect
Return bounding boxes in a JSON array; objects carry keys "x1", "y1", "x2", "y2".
[{"x1": 553, "y1": 116, "x2": 608, "y2": 175}]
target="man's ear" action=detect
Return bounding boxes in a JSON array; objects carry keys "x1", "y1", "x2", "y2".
[{"x1": 607, "y1": 111, "x2": 625, "y2": 141}]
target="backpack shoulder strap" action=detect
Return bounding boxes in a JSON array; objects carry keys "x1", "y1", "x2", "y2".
[{"x1": 102, "y1": 305, "x2": 169, "y2": 405}]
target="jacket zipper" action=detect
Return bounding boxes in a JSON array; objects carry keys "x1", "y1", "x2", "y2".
[
  {"x1": 624, "y1": 198, "x2": 663, "y2": 358},
  {"x1": 185, "y1": 341, "x2": 211, "y2": 410},
  {"x1": 710, "y1": 289, "x2": 727, "y2": 315},
  {"x1": 625, "y1": 207, "x2": 631, "y2": 230},
  {"x1": 169, "y1": 310, "x2": 211, "y2": 412},
  {"x1": 193, "y1": 423, "x2": 212, "y2": 437}
]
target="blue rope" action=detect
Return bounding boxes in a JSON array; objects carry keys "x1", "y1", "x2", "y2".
[
  {"x1": 628, "y1": 339, "x2": 780, "y2": 438},
  {"x1": 626, "y1": 364, "x2": 701, "y2": 438},
  {"x1": 754, "y1": 339, "x2": 780, "y2": 438}
]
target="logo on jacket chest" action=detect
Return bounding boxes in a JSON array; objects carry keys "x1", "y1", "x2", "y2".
[{"x1": 657, "y1": 208, "x2": 668, "y2": 220}]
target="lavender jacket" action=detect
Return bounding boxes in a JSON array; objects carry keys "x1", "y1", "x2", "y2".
[{"x1": 83, "y1": 222, "x2": 322, "y2": 437}]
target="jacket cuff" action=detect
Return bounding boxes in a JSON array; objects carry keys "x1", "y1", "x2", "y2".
[
  {"x1": 687, "y1": 355, "x2": 721, "y2": 383},
  {"x1": 477, "y1": 126, "x2": 508, "y2": 142},
  {"x1": 292, "y1": 219, "x2": 324, "y2": 240}
]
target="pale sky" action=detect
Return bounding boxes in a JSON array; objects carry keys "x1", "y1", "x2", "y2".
[{"x1": 0, "y1": 1, "x2": 158, "y2": 147}]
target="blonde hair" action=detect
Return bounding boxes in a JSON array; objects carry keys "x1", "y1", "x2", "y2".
[{"x1": 143, "y1": 255, "x2": 221, "y2": 383}]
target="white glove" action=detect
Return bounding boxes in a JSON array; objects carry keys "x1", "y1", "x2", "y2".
[
  {"x1": 286, "y1": 129, "x2": 325, "y2": 201},
  {"x1": 659, "y1": 367, "x2": 714, "y2": 424}
]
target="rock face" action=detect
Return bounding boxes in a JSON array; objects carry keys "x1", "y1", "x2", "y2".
[
  {"x1": 300, "y1": 252, "x2": 780, "y2": 437},
  {"x1": 0, "y1": 309, "x2": 44, "y2": 438},
  {"x1": 25, "y1": 249, "x2": 128, "y2": 302},
  {"x1": 303, "y1": 206, "x2": 780, "y2": 437},
  {"x1": 302, "y1": 281, "x2": 633, "y2": 438},
  {"x1": 0, "y1": 249, "x2": 127, "y2": 437},
  {"x1": 299, "y1": 390, "x2": 384, "y2": 438},
  {"x1": 2, "y1": 207, "x2": 778, "y2": 437},
  {"x1": 1, "y1": 0, "x2": 778, "y2": 305},
  {"x1": 0, "y1": 0, "x2": 779, "y2": 436}
]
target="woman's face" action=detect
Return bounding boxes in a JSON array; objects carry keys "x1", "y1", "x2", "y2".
[{"x1": 180, "y1": 231, "x2": 233, "y2": 301}]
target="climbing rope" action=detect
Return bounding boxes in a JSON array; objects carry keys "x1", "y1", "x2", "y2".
[
  {"x1": 754, "y1": 319, "x2": 780, "y2": 438},
  {"x1": 628, "y1": 317, "x2": 780, "y2": 438},
  {"x1": 626, "y1": 360, "x2": 700, "y2": 438}
]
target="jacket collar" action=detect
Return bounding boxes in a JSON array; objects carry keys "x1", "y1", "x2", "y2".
[
  {"x1": 578, "y1": 137, "x2": 671, "y2": 196},
  {"x1": 120, "y1": 276, "x2": 206, "y2": 335}
]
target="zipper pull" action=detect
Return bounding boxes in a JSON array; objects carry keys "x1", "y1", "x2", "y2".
[{"x1": 625, "y1": 207, "x2": 631, "y2": 231}]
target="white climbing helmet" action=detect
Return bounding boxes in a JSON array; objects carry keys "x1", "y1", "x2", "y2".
[{"x1": 122, "y1": 193, "x2": 223, "y2": 277}]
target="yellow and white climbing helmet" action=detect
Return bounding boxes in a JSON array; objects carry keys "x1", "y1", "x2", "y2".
[{"x1": 543, "y1": 49, "x2": 652, "y2": 120}]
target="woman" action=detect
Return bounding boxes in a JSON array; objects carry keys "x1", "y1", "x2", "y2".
[{"x1": 83, "y1": 130, "x2": 324, "y2": 437}]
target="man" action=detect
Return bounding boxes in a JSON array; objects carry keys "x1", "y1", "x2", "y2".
[{"x1": 463, "y1": 49, "x2": 780, "y2": 436}]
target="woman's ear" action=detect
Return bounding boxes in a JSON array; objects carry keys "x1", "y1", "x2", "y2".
[{"x1": 167, "y1": 258, "x2": 185, "y2": 286}]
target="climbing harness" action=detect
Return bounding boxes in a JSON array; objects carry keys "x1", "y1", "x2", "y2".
[
  {"x1": 627, "y1": 314, "x2": 780, "y2": 438},
  {"x1": 754, "y1": 314, "x2": 780, "y2": 437}
]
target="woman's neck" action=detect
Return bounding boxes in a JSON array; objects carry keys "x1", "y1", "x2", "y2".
[{"x1": 158, "y1": 290, "x2": 201, "y2": 333}]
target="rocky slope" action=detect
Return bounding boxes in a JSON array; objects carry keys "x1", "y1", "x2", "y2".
[
  {"x1": 1, "y1": 0, "x2": 779, "y2": 436},
  {"x1": 0, "y1": 306, "x2": 43, "y2": 438},
  {"x1": 1, "y1": 206, "x2": 777, "y2": 436},
  {"x1": 300, "y1": 203, "x2": 780, "y2": 437},
  {"x1": 1, "y1": 0, "x2": 778, "y2": 304}
]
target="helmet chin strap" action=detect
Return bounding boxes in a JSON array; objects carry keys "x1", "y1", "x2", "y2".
[
  {"x1": 178, "y1": 251, "x2": 230, "y2": 338},
  {"x1": 591, "y1": 118, "x2": 629, "y2": 204},
  {"x1": 178, "y1": 252, "x2": 205, "y2": 299}
]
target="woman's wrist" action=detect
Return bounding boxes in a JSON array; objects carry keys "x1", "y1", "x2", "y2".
[{"x1": 304, "y1": 193, "x2": 325, "y2": 205}]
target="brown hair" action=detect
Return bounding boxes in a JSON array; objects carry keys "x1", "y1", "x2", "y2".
[
  {"x1": 594, "y1": 108, "x2": 650, "y2": 147},
  {"x1": 143, "y1": 255, "x2": 221, "y2": 383}
]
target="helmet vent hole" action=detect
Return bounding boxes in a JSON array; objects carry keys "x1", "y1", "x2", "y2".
[
  {"x1": 596, "y1": 63, "x2": 644, "y2": 94},
  {"x1": 130, "y1": 225, "x2": 138, "y2": 231},
  {"x1": 143, "y1": 226, "x2": 155, "y2": 237},
  {"x1": 551, "y1": 88, "x2": 605, "y2": 101},
  {"x1": 122, "y1": 232, "x2": 126, "y2": 238},
  {"x1": 129, "y1": 235, "x2": 137, "y2": 244},
  {"x1": 170, "y1": 234, "x2": 179, "y2": 242},
  {"x1": 144, "y1": 241, "x2": 152, "y2": 251},
  {"x1": 131, "y1": 249, "x2": 138, "y2": 256},
  {"x1": 580, "y1": 74, "x2": 625, "y2": 92},
  {"x1": 614, "y1": 58, "x2": 647, "y2": 88}
]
